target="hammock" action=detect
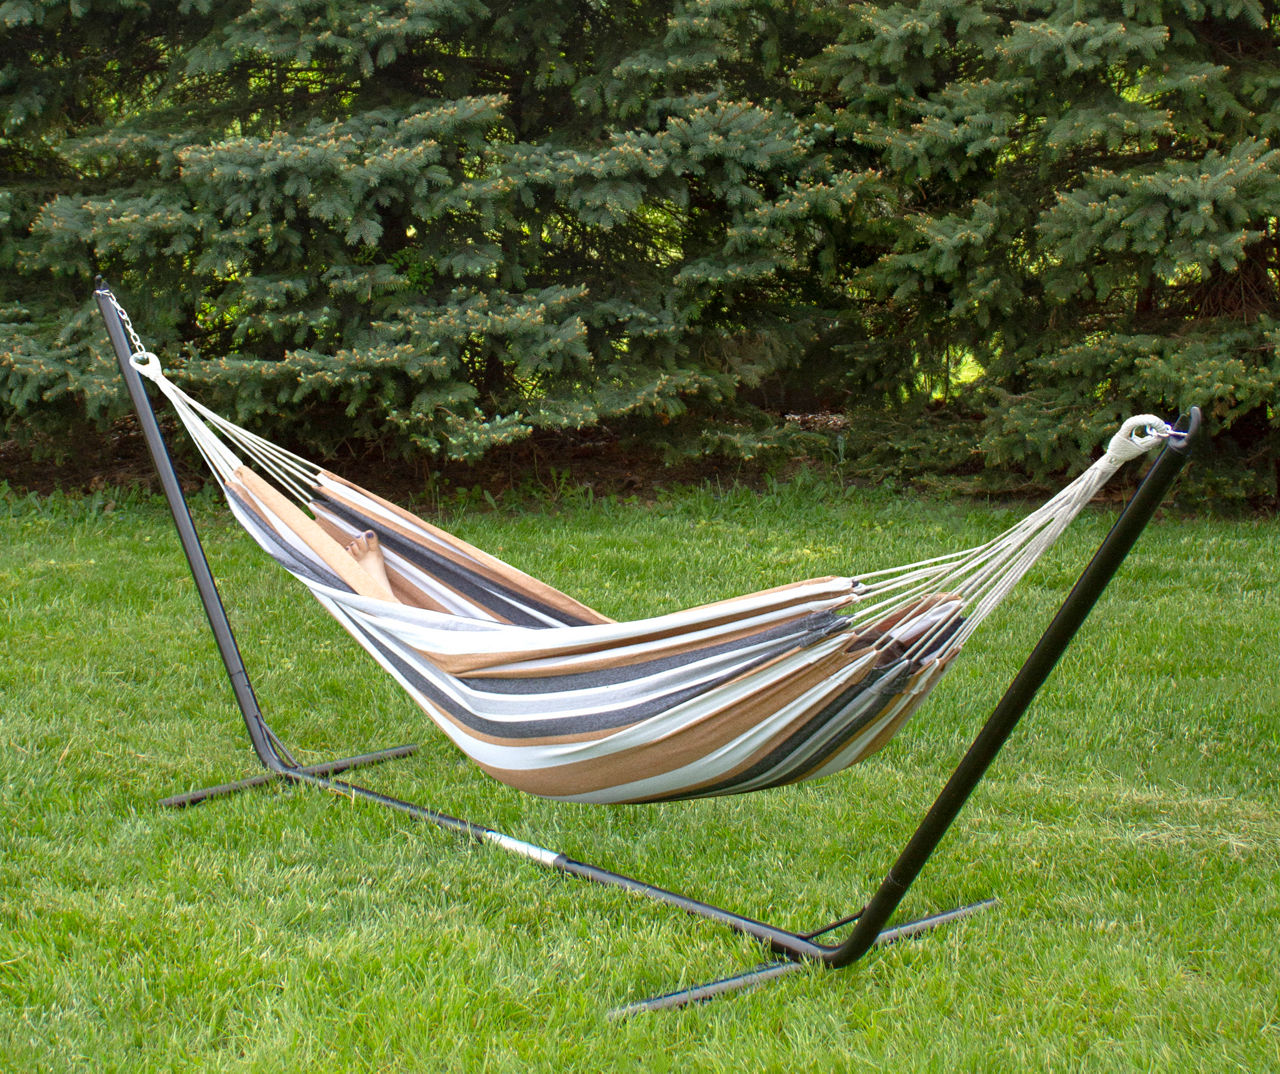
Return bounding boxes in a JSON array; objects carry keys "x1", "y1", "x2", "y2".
[{"x1": 97, "y1": 288, "x2": 1179, "y2": 806}]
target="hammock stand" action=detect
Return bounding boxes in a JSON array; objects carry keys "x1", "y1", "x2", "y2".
[{"x1": 95, "y1": 283, "x2": 1200, "y2": 1013}]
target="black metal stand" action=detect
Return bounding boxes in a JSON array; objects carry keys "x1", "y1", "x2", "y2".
[
  {"x1": 96, "y1": 282, "x2": 1200, "y2": 1015},
  {"x1": 95, "y1": 283, "x2": 418, "y2": 800}
]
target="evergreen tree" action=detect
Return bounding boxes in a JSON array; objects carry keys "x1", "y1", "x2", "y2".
[
  {"x1": 1, "y1": 0, "x2": 858, "y2": 462},
  {"x1": 808, "y1": 0, "x2": 1280, "y2": 498},
  {"x1": 4, "y1": 0, "x2": 1277, "y2": 499}
]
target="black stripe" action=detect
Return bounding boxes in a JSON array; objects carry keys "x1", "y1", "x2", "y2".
[
  {"x1": 647, "y1": 660, "x2": 913, "y2": 801},
  {"x1": 345, "y1": 616, "x2": 851, "y2": 742},
  {"x1": 312, "y1": 494, "x2": 593, "y2": 628},
  {"x1": 463, "y1": 612, "x2": 850, "y2": 694},
  {"x1": 706, "y1": 616, "x2": 967, "y2": 796},
  {"x1": 669, "y1": 616, "x2": 965, "y2": 801}
]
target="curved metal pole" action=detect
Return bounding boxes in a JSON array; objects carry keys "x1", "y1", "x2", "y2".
[
  {"x1": 94, "y1": 282, "x2": 291, "y2": 772},
  {"x1": 612, "y1": 411, "x2": 1202, "y2": 1013},
  {"x1": 827, "y1": 407, "x2": 1202, "y2": 967},
  {"x1": 95, "y1": 281, "x2": 415, "y2": 787}
]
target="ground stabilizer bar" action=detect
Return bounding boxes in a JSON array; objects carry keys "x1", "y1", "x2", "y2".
[
  {"x1": 159, "y1": 744, "x2": 419, "y2": 808},
  {"x1": 609, "y1": 899, "x2": 999, "y2": 1018}
]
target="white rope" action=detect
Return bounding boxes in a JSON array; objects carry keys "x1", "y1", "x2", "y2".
[
  {"x1": 839, "y1": 415, "x2": 1173, "y2": 653},
  {"x1": 102, "y1": 289, "x2": 319, "y2": 503},
  {"x1": 1105, "y1": 414, "x2": 1172, "y2": 465}
]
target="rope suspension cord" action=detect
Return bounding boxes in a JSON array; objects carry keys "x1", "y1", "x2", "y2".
[{"x1": 98, "y1": 286, "x2": 1179, "y2": 804}]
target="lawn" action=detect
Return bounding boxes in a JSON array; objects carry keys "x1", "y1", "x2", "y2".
[{"x1": 1, "y1": 472, "x2": 1277, "y2": 1071}]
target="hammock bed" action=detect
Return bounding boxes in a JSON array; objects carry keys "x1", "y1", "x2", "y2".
[{"x1": 95, "y1": 282, "x2": 1199, "y2": 1012}]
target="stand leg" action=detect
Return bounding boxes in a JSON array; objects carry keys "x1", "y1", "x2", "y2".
[
  {"x1": 160, "y1": 743, "x2": 419, "y2": 808},
  {"x1": 609, "y1": 899, "x2": 998, "y2": 1017},
  {"x1": 94, "y1": 284, "x2": 423, "y2": 815}
]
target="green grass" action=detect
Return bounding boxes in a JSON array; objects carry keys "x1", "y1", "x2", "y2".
[{"x1": 2, "y1": 476, "x2": 1278, "y2": 1071}]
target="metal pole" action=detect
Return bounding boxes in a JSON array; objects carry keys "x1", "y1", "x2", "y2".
[
  {"x1": 95, "y1": 281, "x2": 416, "y2": 786},
  {"x1": 829, "y1": 409, "x2": 1201, "y2": 967},
  {"x1": 159, "y1": 744, "x2": 420, "y2": 808},
  {"x1": 94, "y1": 283, "x2": 291, "y2": 770},
  {"x1": 610, "y1": 899, "x2": 998, "y2": 1017}
]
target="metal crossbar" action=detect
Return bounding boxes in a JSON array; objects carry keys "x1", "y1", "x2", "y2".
[{"x1": 95, "y1": 281, "x2": 1200, "y2": 1014}]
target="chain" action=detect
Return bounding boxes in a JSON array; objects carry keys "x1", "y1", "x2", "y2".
[{"x1": 99, "y1": 287, "x2": 147, "y2": 356}]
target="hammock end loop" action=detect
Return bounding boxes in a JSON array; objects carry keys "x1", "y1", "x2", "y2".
[
  {"x1": 1104, "y1": 414, "x2": 1171, "y2": 465},
  {"x1": 130, "y1": 349, "x2": 164, "y2": 381},
  {"x1": 98, "y1": 283, "x2": 166, "y2": 380}
]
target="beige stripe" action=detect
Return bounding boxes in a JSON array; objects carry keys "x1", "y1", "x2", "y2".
[
  {"x1": 611, "y1": 652, "x2": 887, "y2": 800},
  {"x1": 231, "y1": 467, "x2": 396, "y2": 602},
  {"x1": 440, "y1": 641, "x2": 871, "y2": 751},
  {"x1": 863, "y1": 592, "x2": 962, "y2": 636},
  {"x1": 315, "y1": 487, "x2": 520, "y2": 614},
  {"x1": 407, "y1": 694, "x2": 629, "y2": 749},
  {"x1": 469, "y1": 643, "x2": 869, "y2": 797},
  {"x1": 634, "y1": 659, "x2": 933, "y2": 802},
  {"x1": 548, "y1": 635, "x2": 959, "y2": 799},
  {"x1": 824, "y1": 672, "x2": 931, "y2": 768},
  {"x1": 862, "y1": 651, "x2": 959, "y2": 759},
  {"x1": 422, "y1": 587, "x2": 856, "y2": 677},
  {"x1": 416, "y1": 608, "x2": 823, "y2": 676},
  {"x1": 317, "y1": 472, "x2": 615, "y2": 625},
  {"x1": 786, "y1": 650, "x2": 959, "y2": 783},
  {"x1": 686, "y1": 576, "x2": 852, "y2": 615},
  {"x1": 312, "y1": 513, "x2": 477, "y2": 618}
]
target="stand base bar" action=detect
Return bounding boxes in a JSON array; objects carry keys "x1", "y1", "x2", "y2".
[
  {"x1": 159, "y1": 744, "x2": 419, "y2": 808},
  {"x1": 253, "y1": 765, "x2": 996, "y2": 973},
  {"x1": 610, "y1": 898, "x2": 998, "y2": 1017},
  {"x1": 272, "y1": 765, "x2": 843, "y2": 960}
]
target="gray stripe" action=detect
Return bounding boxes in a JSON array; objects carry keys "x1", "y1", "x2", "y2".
[
  {"x1": 312, "y1": 494, "x2": 588, "y2": 628},
  {"x1": 653, "y1": 660, "x2": 912, "y2": 801},
  {"x1": 346, "y1": 615, "x2": 849, "y2": 743},
  {"x1": 462, "y1": 612, "x2": 850, "y2": 695}
]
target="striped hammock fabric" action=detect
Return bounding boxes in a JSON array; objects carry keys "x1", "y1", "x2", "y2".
[{"x1": 114, "y1": 313, "x2": 1176, "y2": 804}]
